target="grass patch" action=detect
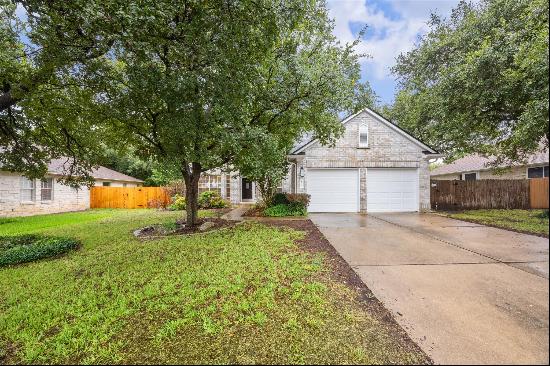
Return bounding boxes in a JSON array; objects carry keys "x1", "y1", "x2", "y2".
[
  {"x1": 0, "y1": 210, "x2": 115, "y2": 236},
  {"x1": 449, "y1": 209, "x2": 549, "y2": 237},
  {"x1": 0, "y1": 209, "x2": 427, "y2": 364}
]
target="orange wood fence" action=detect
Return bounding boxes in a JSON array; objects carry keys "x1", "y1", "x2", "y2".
[
  {"x1": 530, "y1": 178, "x2": 549, "y2": 209},
  {"x1": 90, "y1": 187, "x2": 170, "y2": 209},
  {"x1": 431, "y1": 178, "x2": 549, "y2": 210}
]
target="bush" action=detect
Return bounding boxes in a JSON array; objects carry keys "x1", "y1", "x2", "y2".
[
  {"x1": 0, "y1": 234, "x2": 79, "y2": 267},
  {"x1": 285, "y1": 193, "x2": 311, "y2": 207},
  {"x1": 198, "y1": 191, "x2": 229, "y2": 209},
  {"x1": 537, "y1": 209, "x2": 549, "y2": 219},
  {"x1": 272, "y1": 192, "x2": 289, "y2": 206},
  {"x1": 168, "y1": 194, "x2": 186, "y2": 210},
  {"x1": 264, "y1": 203, "x2": 307, "y2": 217}
]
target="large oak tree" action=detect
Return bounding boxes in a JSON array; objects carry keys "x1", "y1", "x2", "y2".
[
  {"x1": 4, "y1": 0, "x2": 362, "y2": 225},
  {"x1": 389, "y1": 0, "x2": 548, "y2": 164}
]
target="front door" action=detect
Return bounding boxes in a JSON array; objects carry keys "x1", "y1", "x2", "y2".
[{"x1": 242, "y1": 178, "x2": 253, "y2": 200}]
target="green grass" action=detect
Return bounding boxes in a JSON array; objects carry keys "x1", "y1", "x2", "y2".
[
  {"x1": 0, "y1": 209, "x2": 426, "y2": 364},
  {"x1": 449, "y1": 209, "x2": 549, "y2": 236}
]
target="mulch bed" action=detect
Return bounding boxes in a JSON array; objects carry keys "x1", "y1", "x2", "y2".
[
  {"x1": 262, "y1": 218, "x2": 433, "y2": 363},
  {"x1": 242, "y1": 206, "x2": 264, "y2": 217},
  {"x1": 134, "y1": 217, "x2": 238, "y2": 238}
]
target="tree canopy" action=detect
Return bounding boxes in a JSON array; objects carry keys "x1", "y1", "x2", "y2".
[
  {"x1": 3, "y1": 0, "x2": 362, "y2": 224},
  {"x1": 389, "y1": 0, "x2": 549, "y2": 164}
]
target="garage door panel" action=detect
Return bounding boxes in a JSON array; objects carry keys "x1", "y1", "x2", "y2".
[
  {"x1": 307, "y1": 169, "x2": 358, "y2": 212},
  {"x1": 367, "y1": 168, "x2": 418, "y2": 212}
]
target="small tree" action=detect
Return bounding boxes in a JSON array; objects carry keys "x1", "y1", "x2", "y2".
[{"x1": 235, "y1": 139, "x2": 290, "y2": 207}]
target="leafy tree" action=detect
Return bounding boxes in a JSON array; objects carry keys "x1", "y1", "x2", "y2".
[
  {"x1": 349, "y1": 81, "x2": 379, "y2": 114},
  {"x1": 0, "y1": 0, "x2": 119, "y2": 185},
  {"x1": 12, "y1": 0, "x2": 361, "y2": 225},
  {"x1": 235, "y1": 138, "x2": 291, "y2": 207},
  {"x1": 390, "y1": 0, "x2": 549, "y2": 164}
]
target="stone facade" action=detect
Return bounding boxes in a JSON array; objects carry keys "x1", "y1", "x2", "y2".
[
  {"x1": 290, "y1": 110, "x2": 435, "y2": 212},
  {"x1": 209, "y1": 110, "x2": 436, "y2": 210},
  {"x1": 0, "y1": 172, "x2": 90, "y2": 217}
]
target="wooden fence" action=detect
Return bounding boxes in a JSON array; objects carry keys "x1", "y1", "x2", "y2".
[
  {"x1": 430, "y1": 178, "x2": 549, "y2": 210},
  {"x1": 530, "y1": 178, "x2": 549, "y2": 209},
  {"x1": 90, "y1": 187, "x2": 170, "y2": 209}
]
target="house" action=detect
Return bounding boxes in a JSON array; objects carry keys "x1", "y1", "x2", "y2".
[
  {"x1": 224, "y1": 108, "x2": 440, "y2": 212},
  {"x1": 0, "y1": 159, "x2": 143, "y2": 217},
  {"x1": 430, "y1": 150, "x2": 549, "y2": 181}
]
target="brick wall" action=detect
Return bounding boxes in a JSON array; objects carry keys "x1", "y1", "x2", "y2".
[
  {"x1": 0, "y1": 172, "x2": 90, "y2": 217},
  {"x1": 296, "y1": 111, "x2": 432, "y2": 212}
]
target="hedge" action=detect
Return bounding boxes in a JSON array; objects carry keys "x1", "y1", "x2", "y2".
[{"x1": 0, "y1": 234, "x2": 79, "y2": 267}]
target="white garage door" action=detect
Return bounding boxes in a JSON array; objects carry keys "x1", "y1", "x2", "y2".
[
  {"x1": 307, "y1": 169, "x2": 359, "y2": 212},
  {"x1": 367, "y1": 168, "x2": 418, "y2": 212}
]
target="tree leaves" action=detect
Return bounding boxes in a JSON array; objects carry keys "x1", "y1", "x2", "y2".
[{"x1": 389, "y1": 0, "x2": 549, "y2": 163}]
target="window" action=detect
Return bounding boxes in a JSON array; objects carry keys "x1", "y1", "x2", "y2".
[
  {"x1": 463, "y1": 172, "x2": 477, "y2": 181},
  {"x1": 20, "y1": 177, "x2": 35, "y2": 201},
  {"x1": 198, "y1": 174, "x2": 222, "y2": 195},
  {"x1": 527, "y1": 165, "x2": 549, "y2": 179},
  {"x1": 358, "y1": 124, "x2": 369, "y2": 148},
  {"x1": 102, "y1": 182, "x2": 111, "y2": 187},
  {"x1": 41, "y1": 178, "x2": 53, "y2": 201}
]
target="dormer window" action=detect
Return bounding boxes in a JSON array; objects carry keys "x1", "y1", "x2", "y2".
[{"x1": 358, "y1": 123, "x2": 369, "y2": 148}]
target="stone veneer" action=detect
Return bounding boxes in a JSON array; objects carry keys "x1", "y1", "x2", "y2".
[
  {"x1": 0, "y1": 172, "x2": 90, "y2": 217},
  {"x1": 291, "y1": 110, "x2": 434, "y2": 212}
]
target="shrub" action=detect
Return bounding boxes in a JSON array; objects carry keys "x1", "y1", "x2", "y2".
[
  {"x1": 264, "y1": 204, "x2": 307, "y2": 217},
  {"x1": 537, "y1": 209, "x2": 549, "y2": 219},
  {"x1": 147, "y1": 198, "x2": 168, "y2": 209},
  {"x1": 168, "y1": 194, "x2": 186, "y2": 210},
  {"x1": 0, "y1": 234, "x2": 79, "y2": 267},
  {"x1": 285, "y1": 193, "x2": 311, "y2": 207},
  {"x1": 198, "y1": 191, "x2": 229, "y2": 209},
  {"x1": 272, "y1": 192, "x2": 289, "y2": 206}
]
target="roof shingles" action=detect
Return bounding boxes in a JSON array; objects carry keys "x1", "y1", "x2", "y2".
[
  {"x1": 47, "y1": 159, "x2": 143, "y2": 182},
  {"x1": 431, "y1": 150, "x2": 549, "y2": 176}
]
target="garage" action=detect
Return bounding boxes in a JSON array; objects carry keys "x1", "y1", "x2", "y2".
[
  {"x1": 307, "y1": 169, "x2": 359, "y2": 212},
  {"x1": 366, "y1": 168, "x2": 418, "y2": 212}
]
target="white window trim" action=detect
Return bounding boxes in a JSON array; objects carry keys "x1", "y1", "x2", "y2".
[
  {"x1": 20, "y1": 177, "x2": 36, "y2": 203},
  {"x1": 40, "y1": 177, "x2": 54, "y2": 202},
  {"x1": 462, "y1": 171, "x2": 480, "y2": 180},
  {"x1": 526, "y1": 165, "x2": 549, "y2": 179},
  {"x1": 358, "y1": 123, "x2": 369, "y2": 148}
]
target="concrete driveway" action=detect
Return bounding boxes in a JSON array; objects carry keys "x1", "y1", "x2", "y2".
[{"x1": 310, "y1": 213, "x2": 549, "y2": 365}]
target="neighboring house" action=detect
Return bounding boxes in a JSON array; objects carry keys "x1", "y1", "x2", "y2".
[
  {"x1": 0, "y1": 159, "x2": 143, "y2": 217},
  {"x1": 430, "y1": 151, "x2": 549, "y2": 181},
  {"x1": 223, "y1": 108, "x2": 440, "y2": 212}
]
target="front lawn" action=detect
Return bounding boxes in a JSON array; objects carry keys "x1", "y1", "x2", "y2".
[
  {"x1": 0, "y1": 209, "x2": 427, "y2": 364},
  {"x1": 449, "y1": 209, "x2": 549, "y2": 237}
]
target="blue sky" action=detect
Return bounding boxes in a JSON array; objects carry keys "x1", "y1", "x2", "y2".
[{"x1": 326, "y1": 0, "x2": 462, "y2": 105}]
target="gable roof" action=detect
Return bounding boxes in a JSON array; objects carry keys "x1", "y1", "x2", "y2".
[
  {"x1": 290, "y1": 108, "x2": 439, "y2": 155},
  {"x1": 47, "y1": 159, "x2": 143, "y2": 182},
  {"x1": 430, "y1": 150, "x2": 549, "y2": 176}
]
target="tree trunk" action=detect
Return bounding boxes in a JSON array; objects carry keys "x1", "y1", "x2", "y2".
[{"x1": 181, "y1": 162, "x2": 202, "y2": 226}]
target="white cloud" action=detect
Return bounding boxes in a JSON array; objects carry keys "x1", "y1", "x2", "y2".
[{"x1": 327, "y1": 0, "x2": 461, "y2": 80}]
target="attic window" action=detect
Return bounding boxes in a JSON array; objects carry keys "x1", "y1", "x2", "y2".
[{"x1": 358, "y1": 124, "x2": 369, "y2": 148}]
